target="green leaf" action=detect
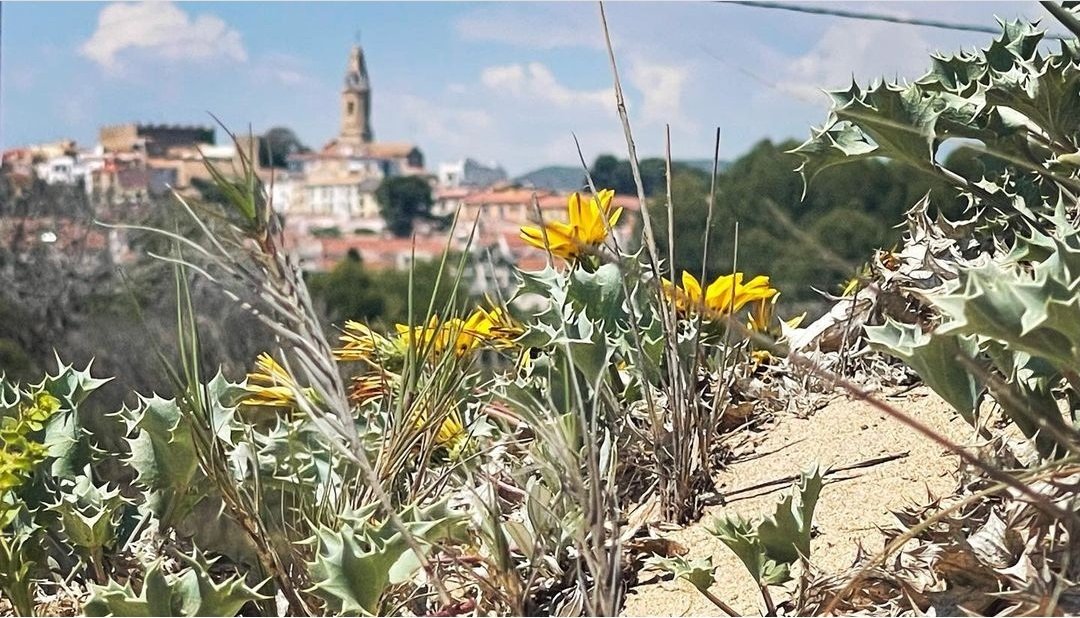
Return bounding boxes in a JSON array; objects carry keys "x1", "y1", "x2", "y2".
[
  {"x1": 125, "y1": 395, "x2": 205, "y2": 526},
  {"x1": 568, "y1": 263, "x2": 624, "y2": 325},
  {"x1": 0, "y1": 530, "x2": 37, "y2": 617},
  {"x1": 834, "y1": 82, "x2": 941, "y2": 172},
  {"x1": 935, "y1": 262, "x2": 1080, "y2": 370},
  {"x1": 707, "y1": 514, "x2": 789, "y2": 586},
  {"x1": 564, "y1": 312, "x2": 611, "y2": 386},
  {"x1": 918, "y1": 51, "x2": 984, "y2": 95},
  {"x1": 789, "y1": 121, "x2": 878, "y2": 196},
  {"x1": 986, "y1": 58, "x2": 1080, "y2": 147},
  {"x1": 41, "y1": 358, "x2": 112, "y2": 410},
  {"x1": 865, "y1": 319, "x2": 984, "y2": 424},
  {"x1": 49, "y1": 467, "x2": 128, "y2": 555},
  {"x1": 84, "y1": 550, "x2": 265, "y2": 617},
  {"x1": 645, "y1": 555, "x2": 717, "y2": 593},
  {"x1": 757, "y1": 464, "x2": 823, "y2": 564},
  {"x1": 308, "y1": 501, "x2": 465, "y2": 615},
  {"x1": 707, "y1": 465, "x2": 822, "y2": 587}
]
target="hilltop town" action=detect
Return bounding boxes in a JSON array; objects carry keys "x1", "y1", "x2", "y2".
[{"x1": 0, "y1": 43, "x2": 637, "y2": 292}]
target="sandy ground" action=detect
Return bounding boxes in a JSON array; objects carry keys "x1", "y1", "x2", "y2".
[{"x1": 622, "y1": 387, "x2": 977, "y2": 617}]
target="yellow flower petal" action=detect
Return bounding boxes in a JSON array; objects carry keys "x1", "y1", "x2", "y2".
[
  {"x1": 681, "y1": 271, "x2": 704, "y2": 307},
  {"x1": 518, "y1": 188, "x2": 620, "y2": 263}
]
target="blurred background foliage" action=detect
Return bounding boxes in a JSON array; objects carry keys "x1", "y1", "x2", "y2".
[
  {"x1": 0, "y1": 138, "x2": 983, "y2": 409},
  {"x1": 597, "y1": 139, "x2": 971, "y2": 309}
]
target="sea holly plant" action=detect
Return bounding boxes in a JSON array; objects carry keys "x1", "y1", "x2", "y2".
[
  {"x1": 308, "y1": 500, "x2": 466, "y2": 615},
  {"x1": 122, "y1": 394, "x2": 205, "y2": 530},
  {"x1": 0, "y1": 363, "x2": 108, "y2": 616},
  {"x1": 868, "y1": 214, "x2": 1080, "y2": 460},
  {"x1": 0, "y1": 528, "x2": 37, "y2": 617},
  {"x1": 648, "y1": 466, "x2": 824, "y2": 616},
  {"x1": 0, "y1": 116, "x2": 798, "y2": 616},
  {"x1": 792, "y1": 18, "x2": 1080, "y2": 244},
  {"x1": 643, "y1": 555, "x2": 741, "y2": 616},
  {"x1": 48, "y1": 468, "x2": 129, "y2": 583},
  {"x1": 797, "y1": 13, "x2": 1080, "y2": 463},
  {"x1": 83, "y1": 548, "x2": 268, "y2": 617},
  {"x1": 707, "y1": 465, "x2": 823, "y2": 614}
]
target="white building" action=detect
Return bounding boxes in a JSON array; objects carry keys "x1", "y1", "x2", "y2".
[
  {"x1": 268, "y1": 172, "x2": 301, "y2": 214},
  {"x1": 33, "y1": 155, "x2": 88, "y2": 186},
  {"x1": 437, "y1": 158, "x2": 508, "y2": 188}
]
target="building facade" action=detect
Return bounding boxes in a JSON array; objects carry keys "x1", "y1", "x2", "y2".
[
  {"x1": 275, "y1": 42, "x2": 427, "y2": 233},
  {"x1": 437, "y1": 158, "x2": 508, "y2": 188}
]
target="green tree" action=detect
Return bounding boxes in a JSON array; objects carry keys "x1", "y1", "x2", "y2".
[
  {"x1": 307, "y1": 250, "x2": 386, "y2": 323},
  {"x1": 646, "y1": 139, "x2": 966, "y2": 307},
  {"x1": 589, "y1": 155, "x2": 626, "y2": 193},
  {"x1": 586, "y1": 155, "x2": 705, "y2": 197},
  {"x1": 376, "y1": 176, "x2": 434, "y2": 237},
  {"x1": 258, "y1": 127, "x2": 308, "y2": 169},
  {"x1": 308, "y1": 251, "x2": 464, "y2": 328}
]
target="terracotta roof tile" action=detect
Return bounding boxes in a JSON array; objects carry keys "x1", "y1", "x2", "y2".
[{"x1": 461, "y1": 187, "x2": 551, "y2": 206}]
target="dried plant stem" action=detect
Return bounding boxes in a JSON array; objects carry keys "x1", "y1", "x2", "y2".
[
  {"x1": 760, "y1": 583, "x2": 777, "y2": 616},
  {"x1": 599, "y1": 0, "x2": 703, "y2": 522},
  {"x1": 701, "y1": 588, "x2": 741, "y2": 617},
  {"x1": 820, "y1": 461, "x2": 1080, "y2": 614},
  {"x1": 697, "y1": 128, "x2": 723, "y2": 463},
  {"x1": 724, "y1": 451, "x2": 908, "y2": 500}
]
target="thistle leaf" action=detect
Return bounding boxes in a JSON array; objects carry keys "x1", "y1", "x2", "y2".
[{"x1": 866, "y1": 319, "x2": 984, "y2": 423}]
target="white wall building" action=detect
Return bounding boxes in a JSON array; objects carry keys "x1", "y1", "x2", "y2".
[
  {"x1": 437, "y1": 158, "x2": 508, "y2": 188},
  {"x1": 33, "y1": 155, "x2": 86, "y2": 186}
]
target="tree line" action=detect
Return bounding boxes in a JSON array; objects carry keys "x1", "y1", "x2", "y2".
[{"x1": 608, "y1": 140, "x2": 971, "y2": 306}]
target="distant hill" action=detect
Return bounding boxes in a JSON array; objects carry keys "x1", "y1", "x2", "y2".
[
  {"x1": 513, "y1": 166, "x2": 584, "y2": 192},
  {"x1": 514, "y1": 160, "x2": 730, "y2": 193}
]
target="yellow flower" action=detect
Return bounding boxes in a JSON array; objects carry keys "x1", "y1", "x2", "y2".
[
  {"x1": 748, "y1": 294, "x2": 779, "y2": 334},
  {"x1": 334, "y1": 320, "x2": 391, "y2": 362},
  {"x1": 663, "y1": 271, "x2": 778, "y2": 319},
  {"x1": 347, "y1": 372, "x2": 395, "y2": 405},
  {"x1": 735, "y1": 275, "x2": 777, "y2": 310},
  {"x1": 395, "y1": 307, "x2": 521, "y2": 359},
  {"x1": 465, "y1": 306, "x2": 522, "y2": 348},
  {"x1": 396, "y1": 316, "x2": 464, "y2": 357},
  {"x1": 520, "y1": 189, "x2": 622, "y2": 261},
  {"x1": 242, "y1": 353, "x2": 314, "y2": 408},
  {"x1": 432, "y1": 411, "x2": 466, "y2": 450},
  {"x1": 409, "y1": 397, "x2": 468, "y2": 453}
]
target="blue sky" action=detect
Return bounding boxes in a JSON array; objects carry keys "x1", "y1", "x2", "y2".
[{"x1": 0, "y1": 1, "x2": 1058, "y2": 175}]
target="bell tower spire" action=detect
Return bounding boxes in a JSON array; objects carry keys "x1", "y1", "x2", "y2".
[{"x1": 340, "y1": 41, "x2": 373, "y2": 145}]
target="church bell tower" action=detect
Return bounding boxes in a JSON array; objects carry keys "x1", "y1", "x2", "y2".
[{"x1": 340, "y1": 44, "x2": 373, "y2": 145}]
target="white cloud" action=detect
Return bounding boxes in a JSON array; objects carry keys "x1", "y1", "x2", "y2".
[
  {"x1": 80, "y1": 2, "x2": 247, "y2": 73},
  {"x1": 252, "y1": 52, "x2": 317, "y2": 88},
  {"x1": 454, "y1": 7, "x2": 603, "y2": 50},
  {"x1": 480, "y1": 62, "x2": 613, "y2": 111},
  {"x1": 396, "y1": 94, "x2": 494, "y2": 148},
  {"x1": 778, "y1": 20, "x2": 934, "y2": 101},
  {"x1": 628, "y1": 58, "x2": 692, "y2": 129}
]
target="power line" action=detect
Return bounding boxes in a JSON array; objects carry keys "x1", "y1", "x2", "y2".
[{"x1": 718, "y1": 0, "x2": 1068, "y2": 40}]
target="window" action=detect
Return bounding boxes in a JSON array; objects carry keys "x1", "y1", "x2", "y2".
[{"x1": 347, "y1": 101, "x2": 355, "y2": 115}]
